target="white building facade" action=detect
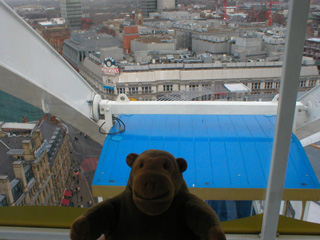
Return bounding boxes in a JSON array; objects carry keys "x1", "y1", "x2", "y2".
[{"x1": 79, "y1": 59, "x2": 320, "y2": 101}]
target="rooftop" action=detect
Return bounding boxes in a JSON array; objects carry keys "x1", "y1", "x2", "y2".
[
  {"x1": 93, "y1": 114, "x2": 320, "y2": 201},
  {"x1": 64, "y1": 31, "x2": 121, "y2": 50},
  {"x1": 1, "y1": 123, "x2": 36, "y2": 131},
  {"x1": 136, "y1": 35, "x2": 175, "y2": 44},
  {"x1": 0, "y1": 135, "x2": 31, "y2": 181}
]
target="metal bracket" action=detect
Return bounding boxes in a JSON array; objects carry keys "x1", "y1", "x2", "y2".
[
  {"x1": 92, "y1": 94, "x2": 102, "y2": 122},
  {"x1": 295, "y1": 84, "x2": 320, "y2": 140}
]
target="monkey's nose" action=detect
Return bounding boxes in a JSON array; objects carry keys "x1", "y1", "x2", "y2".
[{"x1": 144, "y1": 182, "x2": 156, "y2": 192}]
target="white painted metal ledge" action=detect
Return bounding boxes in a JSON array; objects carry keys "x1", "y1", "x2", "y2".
[{"x1": 1, "y1": 227, "x2": 319, "y2": 240}]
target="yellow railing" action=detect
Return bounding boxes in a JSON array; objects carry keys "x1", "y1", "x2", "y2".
[{"x1": 0, "y1": 206, "x2": 320, "y2": 235}]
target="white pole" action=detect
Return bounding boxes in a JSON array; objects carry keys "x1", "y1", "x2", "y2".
[{"x1": 261, "y1": 1, "x2": 310, "y2": 240}]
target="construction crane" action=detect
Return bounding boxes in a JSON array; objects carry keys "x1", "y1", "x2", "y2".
[
  {"x1": 224, "y1": 0, "x2": 227, "y2": 20},
  {"x1": 268, "y1": 0, "x2": 273, "y2": 26}
]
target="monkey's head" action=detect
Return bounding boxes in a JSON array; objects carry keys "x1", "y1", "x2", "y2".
[{"x1": 126, "y1": 149, "x2": 187, "y2": 216}]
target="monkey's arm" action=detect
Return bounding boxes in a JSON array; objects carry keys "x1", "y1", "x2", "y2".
[
  {"x1": 183, "y1": 194, "x2": 226, "y2": 240},
  {"x1": 70, "y1": 199, "x2": 118, "y2": 240}
]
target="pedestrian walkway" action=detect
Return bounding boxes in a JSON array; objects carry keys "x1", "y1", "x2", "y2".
[
  {"x1": 81, "y1": 158, "x2": 99, "y2": 173},
  {"x1": 67, "y1": 169, "x2": 95, "y2": 208}
]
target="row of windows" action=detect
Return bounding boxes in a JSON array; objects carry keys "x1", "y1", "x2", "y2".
[
  {"x1": 251, "y1": 80, "x2": 316, "y2": 90},
  {"x1": 0, "y1": 195, "x2": 8, "y2": 207},
  {"x1": 120, "y1": 80, "x2": 317, "y2": 94},
  {"x1": 25, "y1": 165, "x2": 34, "y2": 183},
  {"x1": 11, "y1": 180, "x2": 23, "y2": 202},
  {"x1": 84, "y1": 65, "x2": 318, "y2": 96},
  {"x1": 163, "y1": 85, "x2": 173, "y2": 92},
  {"x1": 117, "y1": 86, "x2": 153, "y2": 94}
]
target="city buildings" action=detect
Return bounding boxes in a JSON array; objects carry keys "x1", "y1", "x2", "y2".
[
  {"x1": 0, "y1": 118, "x2": 73, "y2": 207},
  {"x1": 304, "y1": 38, "x2": 320, "y2": 62},
  {"x1": 62, "y1": 30, "x2": 121, "y2": 70},
  {"x1": 123, "y1": 26, "x2": 140, "y2": 54},
  {"x1": 141, "y1": 0, "x2": 176, "y2": 17},
  {"x1": 60, "y1": 0, "x2": 82, "y2": 30},
  {"x1": 35, "y1": 18, "x2": 70, "y2": 55},
  {"x1": 157, "y1": 0, "x2": 176, "y2": 11},
  {"x1": 141, "y1": 0, "x2": 157, "y2": 17},
  {"x1": 131, "y1": 35, "x2": 177, "y2": 53},
  {"x1": 79, "y1": 57, "x2": 319, "y2": 101}
]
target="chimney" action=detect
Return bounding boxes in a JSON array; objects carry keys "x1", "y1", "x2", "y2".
[
  {"x1": 50, "y1": 116, "x2": 57, "y2": 123},
  {"x1": 0, "y1": 176, "x2": 14, "y2": 206},
  {"x1": 22, "y1": 116, "x2": 28, "y2": 123},
  {"x1": 32, "y1": 129, "x2": 43, "y2": 148},
  {"x1": 13, "y1": 161, "x2": 27, "y2": 192},
  {"x1": 22, "y1": 140, "x2": 33, "y2": 155}
]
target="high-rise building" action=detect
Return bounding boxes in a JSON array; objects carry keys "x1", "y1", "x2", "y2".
[
  {"x1": 60, "y1": 0, "x2": 82, "y2": 30},
  {"x1": 157, "y1": 0, "x2": 176, "y2": 11},
  {"x1": 141, "y1": 0, "x2": 157, "y2": 17}
]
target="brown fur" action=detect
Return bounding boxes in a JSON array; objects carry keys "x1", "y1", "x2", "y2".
[{"x1": 70, "y1": 150, "x2": 226, "y2": 240}]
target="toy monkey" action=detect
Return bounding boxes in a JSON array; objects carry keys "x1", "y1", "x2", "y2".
[{"x1": 70, "y1": 149, "x2": 226, "y2": 240}]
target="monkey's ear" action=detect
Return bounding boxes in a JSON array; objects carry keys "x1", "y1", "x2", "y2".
[
  {"x1": 176, "y1": 158, "x2": 187, "y2": 173},
  {"x1": 126, "y1": 153, "x2": 139, "y2": 168}
]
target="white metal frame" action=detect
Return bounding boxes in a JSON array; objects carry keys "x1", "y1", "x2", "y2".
[
  {"x1": 0, "y1": 0, "x2": 105, "y2": 145},
  {"x1": 98, "y1": 94, "x2": 307, "y2": 134},
  {"x1": 261, "y1": 1, "x2": 311, "y2": 239}
]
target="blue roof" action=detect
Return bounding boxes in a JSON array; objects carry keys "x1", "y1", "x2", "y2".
[{"x1": 92, "y1": 115, "x2": 320, "y2": 200}]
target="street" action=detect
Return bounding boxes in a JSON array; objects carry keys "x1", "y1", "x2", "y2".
[{"x1": 64, "y1": 123, "x2": 103, "y2": 206}]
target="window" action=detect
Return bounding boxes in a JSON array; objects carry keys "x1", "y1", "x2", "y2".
[
  {"x1": 275, "y1": 82, "x2": 280, "y2": 89},
  {"x1": 0, "y1": 195, "x2": 8, "y2": 207},
  {"x1": 117, "y1": 87, "x2": 125, "y2": 94},
  {"x1": 252, "y1": 82, "x2": 261, "y2": 90},
  {"x1": 163, "y1": 85, "x2": 173, "y2": 92},
  {"x1": 128, "y1": 87, "x2": 138, "y2": 94},
  {"x1": 299, "y1": 80, "x2": 306, "y2": 87},
  {"x1": 141, "y1": 86, "x2": 151, "y2": 93},
  {"x1": 202, "y1": 84, "x2": 211, "y2": 89},
  {"x1": 105, "y1": 88, "x2": 114, "y2": 94},
  {"x1": 11, "y1": 180, "x2": 23, "y2": 202},
  {"x1": 309, "y1": 80, "x2": 317, "y2": 87},
  {"x1": 265, "y1": 82, "x2": 273, "y2": 89},
  {"x1": 189, "y1": 84, "x2": 199, "y2": 91},
  {"x1": 25, "y1": 165, "x2": 34, "y2": 183}
]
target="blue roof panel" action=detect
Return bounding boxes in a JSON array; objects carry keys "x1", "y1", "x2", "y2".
[{"x1": 93, "y1": 114, "x2": 320, "y2": 199}]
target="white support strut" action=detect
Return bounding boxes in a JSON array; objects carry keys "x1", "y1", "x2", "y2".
[
  {"x1": 98, "y1": 95, "x2": 306, "y2": 134},
  {"x1": 261, "y1": 1, "x2": 311, "y2": 240},
  {"x1": 0, "y1": 0, "x2": 105, "y2": 145}
]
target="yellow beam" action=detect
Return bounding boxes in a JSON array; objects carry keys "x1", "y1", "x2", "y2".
[
  {"x1": 92, "y1": 185, "x2": 320, "y2": 201},
  {"x1": 0, "y1": 207, "x2": 320, "y2": 235}
]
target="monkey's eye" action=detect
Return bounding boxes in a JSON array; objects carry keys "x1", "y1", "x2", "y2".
[
  {"x1": 163, "y1": 163, "x2": 169, "y2": 170},
  {"x1": 139, "y1": 162, "x2": 144, "y2": 168}
]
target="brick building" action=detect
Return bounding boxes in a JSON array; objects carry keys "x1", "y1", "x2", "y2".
[
  {"x1": 123, "y1": 26, "x2": 140, "y2": 54},
  {"x1": 36, "y1": 19, "x2": 70, "y2": 55},
  {"x1": 304, "y1": 38, "x2": 320, "y2": 61}
]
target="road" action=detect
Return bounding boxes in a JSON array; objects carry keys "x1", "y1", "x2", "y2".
[{"x1": 64, "y1": 123, "x2": 103, "y2": 204}]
